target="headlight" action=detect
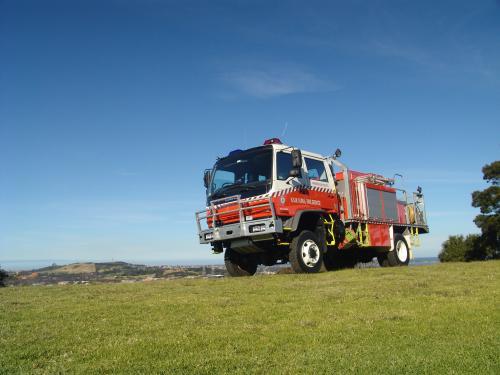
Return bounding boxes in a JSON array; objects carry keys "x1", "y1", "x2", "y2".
[{"x1": 204, "y1": 232, "x2": 214, "y2": 241}]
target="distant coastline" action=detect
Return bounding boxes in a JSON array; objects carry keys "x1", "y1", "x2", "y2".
[
  {"x1": 1, "y1": 257, "x2": 439, "y2": 272},
  {"x1": 0, "y1": 259, "x2": 225, "y2": 272}
]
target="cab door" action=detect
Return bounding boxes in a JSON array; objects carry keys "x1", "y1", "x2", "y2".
[
  {"x1": 273, "y1": 150, "x2": 308, "y2": 191},
  {"x1": 302, "y1": 156, "x2": 338, "y2": 213},
  {"x1": 272, "y1": 149, "x2": 309, "y2": 217}
]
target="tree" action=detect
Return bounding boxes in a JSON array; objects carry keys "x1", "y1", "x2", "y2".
[
  {"x1": 0, "y1": 266, "x2": 8, "y2": 287},
  {"x1": 439, "y1": 160, "x2": 499, "y2": 262},
  {"x1": 439, "y1": 234, "x2": 480, "y2": 262},
  {"x1": 471, "y1": 161, "x2": 500, "y2": 260}
]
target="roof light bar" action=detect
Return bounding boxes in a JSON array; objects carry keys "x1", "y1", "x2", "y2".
[{"x1": 263, "y1": 138, "x2": 282, "y2": 145}]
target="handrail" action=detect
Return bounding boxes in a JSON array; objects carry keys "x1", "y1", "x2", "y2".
[
  {"x1": 329, "y1": 158, "x2": 352, "y2": 221},
  {"x1": 196, "y1": 195, "x2": 275, "y2": 230}
]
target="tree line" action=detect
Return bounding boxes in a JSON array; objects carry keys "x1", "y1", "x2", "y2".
[{"x1": 439, "y1": 161, "x2": 499, "y2": 262}]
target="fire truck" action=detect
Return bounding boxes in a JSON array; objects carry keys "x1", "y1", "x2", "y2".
[{"x1": 196, "y1": 138, "x2": 428, "y2": 276}]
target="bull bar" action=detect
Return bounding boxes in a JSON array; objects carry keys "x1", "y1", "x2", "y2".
[{"x1": 195, "y1": 195, "x2": 282, "y2": 244}]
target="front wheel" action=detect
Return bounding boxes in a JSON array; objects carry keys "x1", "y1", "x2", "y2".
[
  {"x1": 289, "y1": 230, "x2": 323, "y2": 273},
  {"x1": 224, "y1": 248, "x2": 258, "y2": 276}
]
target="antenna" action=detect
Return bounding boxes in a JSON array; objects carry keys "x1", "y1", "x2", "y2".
[{"x1": 281, "y1": 121, "x2": 288, "y2": 138}]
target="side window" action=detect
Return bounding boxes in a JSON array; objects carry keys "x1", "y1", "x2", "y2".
[
  {"x1": 305, "y1": 157, "x2": 329, "y2": 182},
  {"x1": 276, "y1": 152, "x2": 296, "y2": 180}
]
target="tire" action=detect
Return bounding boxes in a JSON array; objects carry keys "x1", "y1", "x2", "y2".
[
  {"x1": 224, "y1": 248, "x2": 258, "y2": 277},
  {"x1": 289, "y1": 230, "x2": 323, "y2": 273},
  {"x1": 377, "y1": 234, "x2": 410, "y2": 267}
]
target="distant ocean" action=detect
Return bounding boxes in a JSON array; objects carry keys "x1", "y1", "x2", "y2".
[
  {"x1": 410, "y1": 257, "x2": 440, "y2": 266},
  {"x1": 0, "y1": 257, "x2": 439, "y2": 272}
]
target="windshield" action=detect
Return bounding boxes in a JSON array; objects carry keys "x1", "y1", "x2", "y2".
[{"x1": 208, "y1": 148, "x2": 273, "y2": 201}]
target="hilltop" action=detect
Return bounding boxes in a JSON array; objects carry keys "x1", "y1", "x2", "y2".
[
  {"x1": 9, "y1": 261, "x2": 227, "y2": 286},
  {"x1": 1, "y1": 261, "x2": 499, "y2": 373}
]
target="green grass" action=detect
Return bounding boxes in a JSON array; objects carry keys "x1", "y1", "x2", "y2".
[{"x1": 1, "y1": 262, "x2": 499, "y2": 374}]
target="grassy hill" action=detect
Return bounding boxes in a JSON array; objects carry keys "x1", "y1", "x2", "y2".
[
  {"x1": 1, "y1": 261, "x2": 499, "y2": 374},
  {"x1": 49, "y1": 263, "x2": 97, "y2": 274}
]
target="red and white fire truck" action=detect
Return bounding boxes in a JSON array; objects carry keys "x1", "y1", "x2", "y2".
[{"x1": 196, "y1": 138, "x2": 428, "y2": 276}]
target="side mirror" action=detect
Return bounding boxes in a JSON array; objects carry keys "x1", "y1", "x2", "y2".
[
  {"x1": 289, "y1": 149, "x2": 302, "y2": 179},
  {"x1": 291, "y1": 149, "x2": 302, "y2": 168},
  {"x1": 203, "y1": 169, "x2": 211, "y2": 188},
  {"x1": 334, "y1": 148, "x2": 342, "y2": 158}
]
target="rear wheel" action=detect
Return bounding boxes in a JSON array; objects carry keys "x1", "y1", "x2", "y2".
[
  {"x1": 289, "y1": 230, "x2": 323, "y2": 273},
  {"x1": 377, "y1": 234, "x2": 410, "y2": 267},
  {"x1": 224, "y1": 248, "x2": 258, "y2": 276}
]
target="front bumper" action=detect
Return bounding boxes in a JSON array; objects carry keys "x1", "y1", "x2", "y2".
[
  {"x1": 196, "y1": 194, "x2": 281, "y2": 245},
  {"x1": 198, "y1": 217, "x2": 283, "y2": 244}
]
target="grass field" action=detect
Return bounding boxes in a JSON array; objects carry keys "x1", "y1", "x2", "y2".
[{"x1": 1, "y1": 261, "x2": 499, "y2": 374}]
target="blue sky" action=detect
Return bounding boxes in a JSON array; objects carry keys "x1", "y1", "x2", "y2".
[{"x1": 1, "y1": 0, "x2": 499, "y2": 264}]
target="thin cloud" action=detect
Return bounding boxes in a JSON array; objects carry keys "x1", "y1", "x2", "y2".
[
  {"x1": 370, "y1": 40, "x2": 445, "y2": 69},
  {"x1": 222, "y1": 65, "x2": 338, "y2": 98}
]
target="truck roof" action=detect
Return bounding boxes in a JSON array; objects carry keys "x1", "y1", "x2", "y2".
[
  {"x1": 272, "y1": 143, "x2": 327, "y2": 160},
  {"x1": 220, "y1": 143, "x2": 327, "y2": 161}
]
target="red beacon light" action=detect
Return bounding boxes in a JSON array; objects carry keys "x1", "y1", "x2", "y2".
[{"x1": 263, "y1": 138, "x2": 282, "y2": 145}]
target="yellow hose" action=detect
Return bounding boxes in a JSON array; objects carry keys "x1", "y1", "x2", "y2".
[{"x1": 408, "y1": 205, "x2": 415, "y2": 224}]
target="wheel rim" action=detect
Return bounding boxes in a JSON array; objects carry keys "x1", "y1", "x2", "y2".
[
  {"x1": 396, "y1": 240, "x2": 408, "y2": 262},
  {"x1": 301, "y1": 239, "x2": 320, "y2": 267}
]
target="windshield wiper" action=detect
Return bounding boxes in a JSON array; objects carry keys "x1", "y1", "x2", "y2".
[
  {"x1": 212, "y1": 181, "x2": 243, "y2": 196},
  {"x1": 210, "y1": 182, "x2": 244, "y2": 199},
  {"x1": 210, "y1": 182, "x2": 259, "y2": 200}
]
